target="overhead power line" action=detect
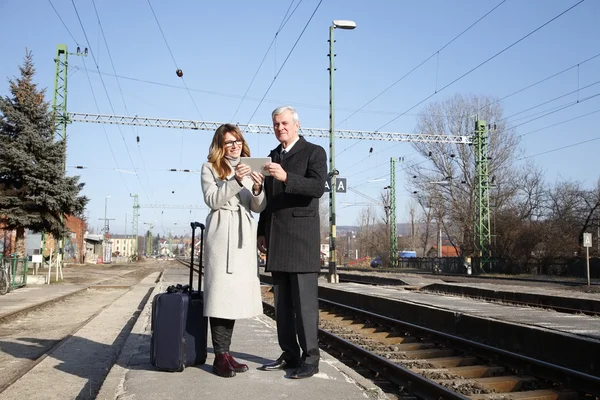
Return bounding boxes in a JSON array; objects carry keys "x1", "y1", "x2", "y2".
[
  {"x1": 245, "y1": 0, "x2": 323, "y2": 125},
  {"x1": 519, "y1": 107, "x2": 600, "y2": 138},
  {"x1": 146, "y1": 0, "x2": 204, "y2": 121},
  {"x1": 71, "y1": 0, "x2": 151, "y2": 201},
  {"x1": 336, "y1": 0, "x2": 507, "y2": 129},
  {"x1": 477, "y1": 51, "x2": 600, "y2": 114},
  {"x1": 230, "y1": 0, "x2": 303, "y2": 121},
  {"x1": 91, "y1": 0, "x2": 155, "y2": 202},
  {"x1": 373, "y1": 0, "x2": 586, "y2": 133},
  {"x1": 518, "y1": 134, "x2": 600, "y2": 160},
  {"x1": 48, "y1": 0, "x2": 79, "y2": 45}
]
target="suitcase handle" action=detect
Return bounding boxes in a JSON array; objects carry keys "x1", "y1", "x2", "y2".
[{"x1": 189, "y1": 222, "x2": 205, "y2": 291}]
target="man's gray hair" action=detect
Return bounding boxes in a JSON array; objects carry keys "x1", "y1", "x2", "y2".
[{"x1": 272, "y1": 106, "x2": 299, "y2": 123}]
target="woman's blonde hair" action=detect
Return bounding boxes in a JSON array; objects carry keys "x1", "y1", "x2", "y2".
[{"x1": 207, "y1": 124, "x2": 251, "y2": 180}]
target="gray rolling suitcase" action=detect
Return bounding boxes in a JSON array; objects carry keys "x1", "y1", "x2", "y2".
[{"x1": 150, "y1": 222, "x2": 207, "y2": 372}]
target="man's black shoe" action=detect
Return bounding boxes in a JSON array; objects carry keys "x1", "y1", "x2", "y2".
[
  {"x1": 258, "y1": 358, "x2": 299, "y2": 371},
  {"x1": 290, "y1": 363, "x2": 319, "y2": 379}
]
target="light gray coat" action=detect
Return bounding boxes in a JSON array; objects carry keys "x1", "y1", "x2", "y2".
[{"x1": 201, "y1": 161, "x2": 266, "y2": 319}]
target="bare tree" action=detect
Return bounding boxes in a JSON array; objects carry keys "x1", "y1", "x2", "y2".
[{"x1": 407, "y1": 94, "x2": 521, "y2": 257}]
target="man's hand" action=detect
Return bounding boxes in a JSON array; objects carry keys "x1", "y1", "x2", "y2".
[
  {"x1": 257, "y1": 235, "x2": 267, "y2": 254},
  {"x1": 265, "y1": 162, "x2": 287, "y2": 182}
]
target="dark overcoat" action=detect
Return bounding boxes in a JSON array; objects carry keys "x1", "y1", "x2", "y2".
[{"x1": 257, "y1": 136, "x2": 327, "y2": 273}]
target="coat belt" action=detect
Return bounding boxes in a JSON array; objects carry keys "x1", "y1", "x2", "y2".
[{"x1": 215, "y1": 204, "x2": 252, "y2": 274}]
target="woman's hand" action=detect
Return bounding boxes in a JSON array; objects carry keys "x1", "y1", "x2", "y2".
[{"x1": 235, "y1": 163, "x2": 251, "y2": 184}]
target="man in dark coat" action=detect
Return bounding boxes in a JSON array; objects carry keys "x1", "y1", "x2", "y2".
[{"x1": 257, "y1": 105, "x2": 327, "y2": 379}]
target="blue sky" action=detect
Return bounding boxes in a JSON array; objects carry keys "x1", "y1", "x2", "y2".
[{"x1": 1, "y1": 0, "x2": 599, "y2": 236}]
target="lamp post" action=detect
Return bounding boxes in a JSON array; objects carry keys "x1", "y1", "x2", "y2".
[{"x1": 328, "y1": 19, "x2": 356, "y2": 283}]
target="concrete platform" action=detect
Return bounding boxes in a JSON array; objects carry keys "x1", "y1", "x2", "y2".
[
  {"x1": 420, "y1": 281, "x2": 600, "y2": 314},
  {"x1": 97, "y1": 266, "x2": 386, "y2": 400}
]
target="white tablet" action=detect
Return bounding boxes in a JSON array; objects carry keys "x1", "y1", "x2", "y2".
[{"x1": 240, "y1": 157, "x2": 271, "y2": 176}]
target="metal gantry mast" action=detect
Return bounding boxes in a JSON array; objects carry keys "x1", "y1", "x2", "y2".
[
  {"x1": 473, "y1": 120, "x2": 492, "y2": 271},
  {"x1": 44, "y1": 44, "x2": 87, "y2": 265},
  {"x1": 389, "y1": 158, "x2": 398, "y2": 267}
]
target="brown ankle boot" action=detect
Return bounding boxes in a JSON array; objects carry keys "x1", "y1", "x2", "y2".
[
  {"x1": 225, "y1": 352, "x2": 249, "y2": 373},
  {"x1": 212, "y1": 353, "x2": 236, "y2": 378}
]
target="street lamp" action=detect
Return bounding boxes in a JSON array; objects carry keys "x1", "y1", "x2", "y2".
[{"x1": 328, "y1": 19, "x2": 356, "y2": 283}]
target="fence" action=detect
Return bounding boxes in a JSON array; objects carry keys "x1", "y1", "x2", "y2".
[
  {"x1": 0, "y1": 254, "x2": 29, "y2": 290},
  {"x1": 395, "y1": 257, "x2": 465, "y2": 273}
]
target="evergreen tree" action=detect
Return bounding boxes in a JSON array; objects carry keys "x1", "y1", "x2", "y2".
[{"x1": 0, "y1": 51, "x2": 88, "y2": 256}]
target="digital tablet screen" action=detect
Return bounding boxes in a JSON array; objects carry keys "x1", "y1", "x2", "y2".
[{"x1": 240, "y1": 157, "x2": 271, "y2": 176}]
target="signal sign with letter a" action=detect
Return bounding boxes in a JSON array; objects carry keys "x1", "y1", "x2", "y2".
[{"x1": 324, "y1": 178, "x2": 347, "y2": 193}]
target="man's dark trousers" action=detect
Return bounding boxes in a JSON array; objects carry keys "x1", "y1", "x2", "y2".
[{"x1": 271, "y1": 271, "x2": 320, "y2": 365}]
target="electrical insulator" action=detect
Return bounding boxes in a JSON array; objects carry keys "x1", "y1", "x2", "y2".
[
  {"x1": 176, "y1": 69, "x2": 183, "y2": 77},
  {"x1": 136, "y1": 136, "x2": 140, "y2": 143}
]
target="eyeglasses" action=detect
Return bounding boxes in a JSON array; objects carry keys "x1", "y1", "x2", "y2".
[{"x1": 224, "y1": 139, "x2": 243, "y2": 148}]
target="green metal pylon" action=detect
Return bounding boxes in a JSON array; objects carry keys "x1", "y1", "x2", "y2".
[
  {"x1": 42, "y1": 44, "x2": 87, "y2": 262},
  {"x1": 473, "y1": 120, "x2": 492, "y2": 271},
  {"x1": 389, "y1": 158, "x2": 398, "y2": 268}
]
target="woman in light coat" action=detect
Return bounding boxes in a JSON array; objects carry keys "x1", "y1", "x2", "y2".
[{"x1": 201, "y1": 123, "x2": 266, "y2": 378}]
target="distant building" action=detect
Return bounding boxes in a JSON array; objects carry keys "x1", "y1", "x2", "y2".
[
  {"x1": 108, "y1": 234, "x2": 137, "y2": 258},
  {"x1": 427, "y1": 245, "x2": 460, "y2": 257}
]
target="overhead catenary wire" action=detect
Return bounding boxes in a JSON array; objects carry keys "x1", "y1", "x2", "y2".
[
  {"x1": 91, "y1": 0, "x2": 155, "y2": 203},
  {"x1": 336, "y1": 0, "x2": 507, "y2": 131},
  {"x1": 71, "y1": 0, "x2": 152, "y2": 201},
  {"x1": 75, "y1": 65, "x2": 484, "y2": 120},
  {"x1": 334, "y1": 0, "x2": 588, "y2": 168},
  {"x1": 335, "y1": 0, "x2": 506, "y2": 158},
  {"x1": 501, "y1": 80, "x2": 600, "y2": 122},
  {"x1": 245, "y1": 0, "x2": 323, "y2": 126},
  {"x1": 230, "y1": 0, "x2": 303, "y2": 122},
  {"x1": 47, "y1": 0, "x2": 79, "y2": 45},
  {"x1": 475, "y1": 52, "x2": 600, "y2": 115},
  {"x1": 146, "y1": 0, "x2": 203, "y2": 122},
  {"x1": 372, "y1": 0, "x2": 586, "y2": 133},
  {"x1": 78, "y1": 56, "x2": 133, "y2": 195},
  {"x1": 519, "y1": 107, "x2": 600, "y2": 138},
  {"x1": 511, "y1": 92, "x2": 600, "y2": 130},
  {"x1": 518, "y1": 134, "x2": 600, "y2": 161}
]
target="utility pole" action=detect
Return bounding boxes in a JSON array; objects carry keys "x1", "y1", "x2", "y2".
[
  {"x1": 99, "y1": 196, "x2": 115, "y2": 264},
  {"x1": 327, "y1": 20, "x2": 357, "y2": 284},
  {"x1": 131, "y1": 194, "x2": 140, "y2": 259}
]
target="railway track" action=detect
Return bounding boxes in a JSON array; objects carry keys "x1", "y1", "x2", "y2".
[{"x1": 261, "y1": 289, "x2": 600, "y2": 400}]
